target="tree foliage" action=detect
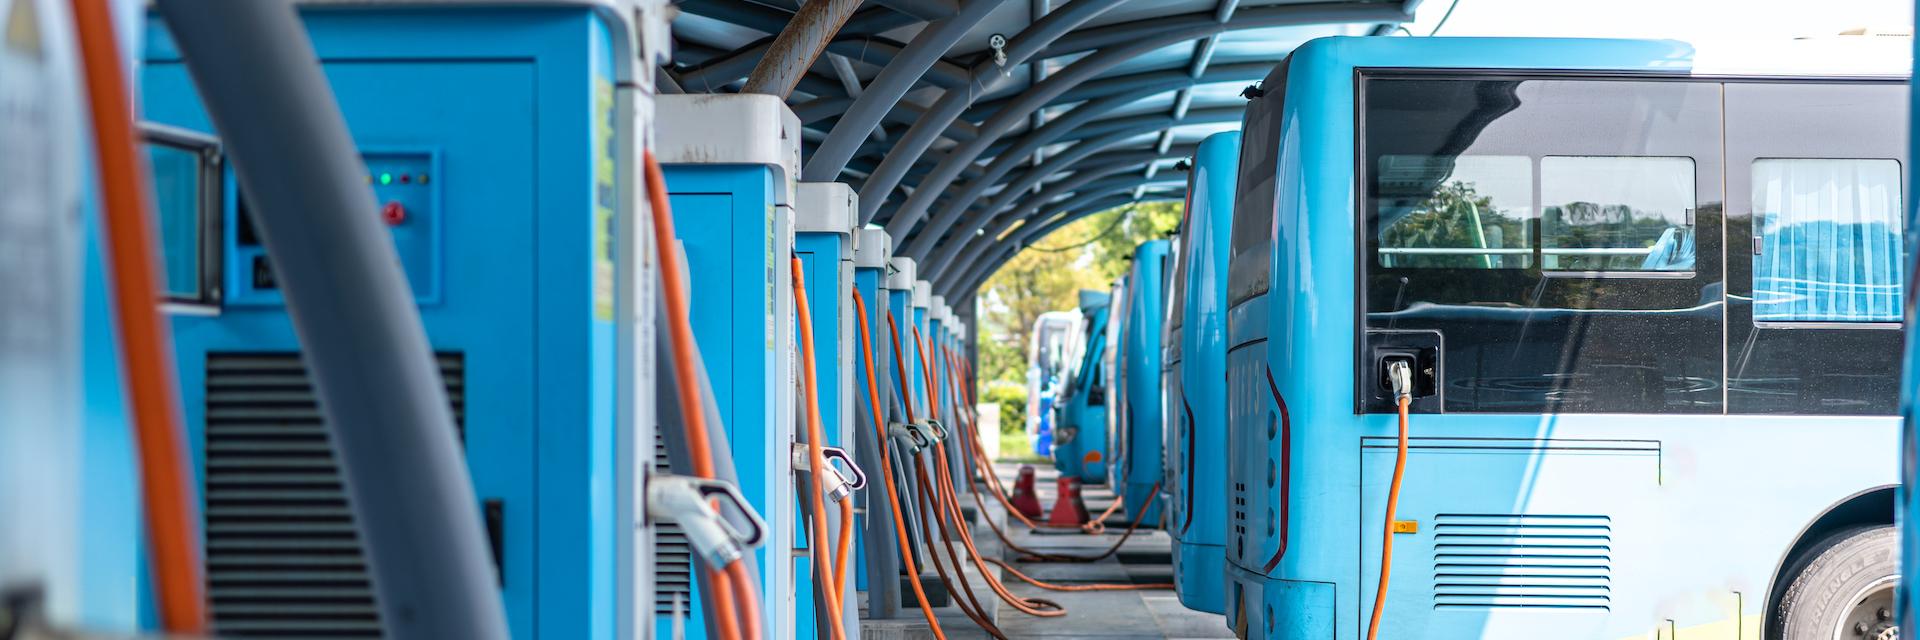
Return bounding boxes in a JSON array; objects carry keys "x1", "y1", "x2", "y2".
[{"x1": 974, "y1": 201, "x2": 1182, "y2": 387}]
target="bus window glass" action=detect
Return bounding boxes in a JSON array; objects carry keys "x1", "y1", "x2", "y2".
[
  {"x1": 1375, "y1": 154, "x2": 1532, "y2": 269},
  {"x1": 1751, "y1": 158, "x2": 1903, "y2": 323},
  {"x1": 1541, "y1": 156, "x2": 1696, "y2": 273}
]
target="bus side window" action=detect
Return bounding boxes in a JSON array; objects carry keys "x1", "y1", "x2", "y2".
[
  {"x1": 1540, "y1": 156, "x2": 1696, "y2": 274},
  {"x1": 1750, "y1": 158, "x2": 1903, "y2": 324},
  {"x1": 142, "y1": 124, "x2": 222, "y2": 310}
]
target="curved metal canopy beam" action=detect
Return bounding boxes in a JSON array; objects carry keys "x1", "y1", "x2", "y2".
[
  {"x1": 943, "y1": 189, "x2": 1181, "y2": 296},
  {"x1": 802, "y1": 0, "x2": 1010, "y2": 180},
  {"x1": 935, "y1": 173, "x2": 1184, "y2": 287},
  {"x1": 681, "y1": 37, "x2": 970, "y2": 92},
  {"x1": 885, "y1": 2, "x2": 1408, "y2": 254},
  {"x1": 915, "y1": 106, "x2": 1236, "y2": 268},
  {"x1": 851, "y1": 0, "x2": 1133, "y2": 222}
]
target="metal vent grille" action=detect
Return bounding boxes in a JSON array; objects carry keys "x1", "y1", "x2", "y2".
[
  {"x1": 651, "y1": 430, "x2": 694, "y2": 614},
  {"x1": 204, "y1": 352, "x2": 465, "y2": 638},
  {"x1": 1431, "y1": 514, "x2": 1611, "y2": 610}
]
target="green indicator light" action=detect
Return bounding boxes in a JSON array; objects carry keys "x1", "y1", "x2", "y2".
[{"x1": 379, "y1": 173, "x2": 393, "y2": 185}]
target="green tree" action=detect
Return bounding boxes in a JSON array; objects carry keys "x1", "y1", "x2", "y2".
[{"x1": 976, "y1": 200, "x2": 1183, "y2": 387}]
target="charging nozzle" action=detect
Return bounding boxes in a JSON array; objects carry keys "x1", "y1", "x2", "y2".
[
  {"x1": 1387, "y1": 359, "x2": 1414, "y2": 403},
  {"x1": 647, "y1": 475, "x2": 767, "y2": 568}
]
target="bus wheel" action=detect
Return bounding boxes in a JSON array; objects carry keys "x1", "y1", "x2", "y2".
[{"x1": 1771, "y1": 525, "x2": 1897, "y2": 640}]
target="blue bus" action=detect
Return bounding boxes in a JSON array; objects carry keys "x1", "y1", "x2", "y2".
[
  {"x1": 1111, "y1": 239, "x2": 1170, "y2": 523},
  {"x1": 1053, "y1": 290, "x2": 1113, "y2": 484},
  {"x1": 1166, "y1": 131, "x2": 1242, "y2": 614},
  {"x1": 1224, "y1": 37, "x2": 1909, "y2": 639}
]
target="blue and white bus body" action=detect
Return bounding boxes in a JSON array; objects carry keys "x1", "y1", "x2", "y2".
[
  {"x1": 1225, "y1": 36, "x2": 1909, "y2": 640},
  {"x1": 1167, "y1": 131, "x2": 1241, "y2": 615},
  {"x1": 1113, "y1": 240, "x2": 1170, "y2": 524}
]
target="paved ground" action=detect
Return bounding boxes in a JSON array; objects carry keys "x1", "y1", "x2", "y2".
[{"x1": 861, "y1": 461, "x2": 1233, "y2": 640}]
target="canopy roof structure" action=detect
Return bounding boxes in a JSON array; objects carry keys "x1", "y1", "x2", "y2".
[{"x1": 664, "y1": 0, "x2": 1416, "y2": 298}]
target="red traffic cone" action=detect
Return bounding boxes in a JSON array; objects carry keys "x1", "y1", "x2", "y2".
[
  {"x1": 1009, "y1": 465, "x2": 1044, "y2": 519},
  {"x1": 1047, "y1": 476, "x2": 1091, "y2": 527}
]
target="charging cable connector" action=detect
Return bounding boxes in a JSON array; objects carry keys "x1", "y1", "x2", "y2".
[
  {"x1": 648, "y1": 476, "x2": 767, "y2": 568},
  {"x1": 1387, "y1": 360, "x2": 1414, "y2": 403}
]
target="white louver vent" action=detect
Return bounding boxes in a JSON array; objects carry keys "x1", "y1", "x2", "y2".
[{"x1": 1431, "y1": 514, "x2": 1612, "y2": 610}]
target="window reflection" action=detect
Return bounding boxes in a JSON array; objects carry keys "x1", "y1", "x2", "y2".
[
  {"x1": 1376, "y1": 155, "x2": 1533, "y2": 269},
  {"x1": 1540, "y1": 156, "x2": 1695, "y2": 273}
]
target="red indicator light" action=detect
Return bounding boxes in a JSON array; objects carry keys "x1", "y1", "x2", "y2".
[
  {"x1": 381, "y1": 201, "x2": 407, "y2": 225},
  {"x1": 400, "y1": 173, "x2": 411, "y2": 184}
]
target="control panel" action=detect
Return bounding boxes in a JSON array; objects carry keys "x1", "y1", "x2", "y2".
[{"x1": 229, "y1": 149, "x2": 441, "y2": 305}]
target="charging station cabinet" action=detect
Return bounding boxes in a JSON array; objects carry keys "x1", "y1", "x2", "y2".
[
  {"x1": 911, "y1": 281, "x2": 932, "y2": 422},
  {"x1": 143, "y1": 5, "x2": 654, "y2": 638},
  {"x1": 793, "y1": 181, "x2": 857, "y2": 640},
  {"x1": 852, "y1": 229, "x2": 902, "y2": 618},
  {"x1": 884, "y1": 258, "x2": 930, "y2": 567},
  {"x1": 657, "y1": 93, "x2": 800, "y2": 640}
]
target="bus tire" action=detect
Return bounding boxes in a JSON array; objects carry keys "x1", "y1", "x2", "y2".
[{"x1": 1770, "y1": 525, "x2": 1898, "y2": 640}]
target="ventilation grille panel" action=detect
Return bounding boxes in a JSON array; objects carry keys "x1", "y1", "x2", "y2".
[
  {"x1": 204, "y1": 352, "x2": 464, "y2": 638},
  {"x1": 651, "y1": 430, "x2": 694, "y2": 614},
  {"x1": 1431, "y1": 514, "x2": 1611, "y2": 610}
]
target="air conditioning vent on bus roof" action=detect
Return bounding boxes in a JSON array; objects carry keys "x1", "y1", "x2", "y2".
[
  {"x1": 1430, "y1": 513, "x2": 1611, "y2": 610},
  {"x1": 203, "y1": 351, "x2": 465, "y2": 638}
]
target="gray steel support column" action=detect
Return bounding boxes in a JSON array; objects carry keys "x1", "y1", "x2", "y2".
[
  {"x1": 854, "y1": 0, "x2": 1130, "y2": 222},
  {"x1": 743, "y1": 0, "x2": 873, "y2": 97},
  {"x1": 803, "y1": 0, "x2": 1009, "y2": 181},
  {"x1": 150, "y1": 3, "x2": 508, "y2": 638},
  {"x1": 888, "y1": 2, "x2": 1408, "y2": 257}
]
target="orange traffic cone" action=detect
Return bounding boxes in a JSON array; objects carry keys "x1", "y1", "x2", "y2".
[
  {"x1": 1009, "y1": 465, "x2": 1044, "y2": 519},
  {"x1": 1047, "y1": 476, "x2": 1090, "y2": 527}
]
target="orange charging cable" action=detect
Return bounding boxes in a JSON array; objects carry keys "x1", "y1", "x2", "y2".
[
  {"x1": 644, "y1": 151, "x2": 755, "y2": 640},
  {"x1": 1365, "y1": 392, "x2": 1412, "y2": 640},
  {"x1": 850, "y1": 290, "x2": 949, "y2": 640},
  {"x1": 69, "y1": 0, "x2": 207, "y2": 631},
  {"x1": 789, "y1": 257, "x2": 848, "y2": 640}
]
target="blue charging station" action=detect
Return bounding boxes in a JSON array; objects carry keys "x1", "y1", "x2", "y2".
[
  {"x1": 794, "y1": 181, "x2": 859, "y2": 640},
  {"x1": 885, "y1": 258, "x2": 932, "y2": 562},
  {"x1": 141, "y1": 6, "x2": 653, "y2": 638},
  {"x1": 1053, "y1": 290, "x2": 1110, "y2": 483},
  {"x1": 657, "y1": 93, "x2": 799, "y2": 640},
  {"x1": 1112, "y1": 240, "x2": 1168, "y2": 524},
  {"x1": 1166, "y1": 131, "x2": 1240, "y2": 614},
  {"x1": 852, "y1": 228, "x2": 903, "y2": 618}
]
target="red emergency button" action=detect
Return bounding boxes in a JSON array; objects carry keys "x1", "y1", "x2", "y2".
[{"x1": 381, "y1": 201, "x2": 407, "y2": 225}]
